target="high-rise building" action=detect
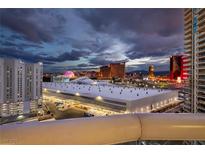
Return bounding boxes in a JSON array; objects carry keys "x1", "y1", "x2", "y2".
[
  {"x1": 99, "y1": 66, "x2": 110, "y2": 80},
  {"x1": 25, "y1": 63, "x2": 43, "y2": 113},
  {"x1": 180, "y1": 8, "x2": 205, "y2": 113},
  {"x1": 98, "y1": 61, "x2": 126, "y2": 80},
  {"x1": 148, "y1": 65, "x2": 155, "y2": 78},
  {"x1": 0, "y1": 58, "x2": 43, "y2": 117},
  {"x1": 110, "y1": 62, "x2": 125, "y2": 79},
  {"x1": 170, "y1": 55, "x2": 187, "y2": 80}
]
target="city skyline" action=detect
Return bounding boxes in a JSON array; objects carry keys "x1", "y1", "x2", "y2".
[
  {"x1": 0, "y1": 7, "x2": 205, "y2": 146},
  {"x1": 0, "y1": 9, "x2": 184, "y2": 72}
]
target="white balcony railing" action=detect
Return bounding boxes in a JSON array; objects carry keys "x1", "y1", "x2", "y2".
[{"x1": 1, "y1": 113, "x2": 205, "y2": 144}]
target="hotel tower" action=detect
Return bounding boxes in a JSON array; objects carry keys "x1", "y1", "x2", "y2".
[{"x1": 181, "y1": 8, "x2": 205, "y2": 113}]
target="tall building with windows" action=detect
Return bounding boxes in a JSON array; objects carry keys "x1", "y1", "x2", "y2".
[
  {"x1": 181, "y1": 8, "x2": 205, "y2": 113},
  {"x1": 24, "y1": 63, "x2": 43, "y2": 113},
  {"x1": 0, "y1": 58, "x2": 43, "y2": 117},
  {"x1": 98, "y1": 61, "x2": 126, "y2": 80},
  {"x1": 110, "y1": 62, "x2": 126, "y2": 79}
]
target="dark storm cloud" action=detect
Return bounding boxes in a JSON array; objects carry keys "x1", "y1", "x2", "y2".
[
  {"x1": 89, "y1": 53, "x2": 122, "y2": 66},
  {"x1": 0, "y1": 9, "x2": 54, "y2": 43},
  {"x1": 0, "y1": 47, "x2": 41, "y2": 62},
  {"x1": 1, "y1": 41, "x2": 16, "y2": 47},
  {"x1": 1, "y1": 40, "x2": 43, "y2": 49},
  {"x1": 125, "y1": 36, "x2": 184, "y2": 59},
  {"x1": 78, "y1": 9, "x2": 183, "y2": 37},
  {"x1": 90, "y1": 58, "x2": 115, "y2": 66},
  {"x1": 79, "y1": 8, "x2": 184, "y2": 61},
  {"x1": 77, "y1": 63, "x2": 95, "y2": 67},
  {"x1": 0, "y1": 8, "x2": 184, "y2": 72},
  {"x1": 58, "y1": 37, "x2": 99, "y2": 52},
  {"x1": 126, "y1": 46, "x2": 184, "y2": 60},
  {"x1": 0, "y1": 47, "x2": 91, "y2": 63},
  {"x1": 9, "y1": 34, "x2": 25, "y2": 41},
  {"x1": 45, "y1": 50, "x2": 91, "y2": 62}
]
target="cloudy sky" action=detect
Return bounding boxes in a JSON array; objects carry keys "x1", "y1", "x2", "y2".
[{"x1": 0, "y1": 9, "x2": 184, "y2": 72}]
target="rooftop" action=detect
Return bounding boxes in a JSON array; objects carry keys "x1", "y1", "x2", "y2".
[{"x1": 43, "y1": 78, "x2": 173, "y2": 103}]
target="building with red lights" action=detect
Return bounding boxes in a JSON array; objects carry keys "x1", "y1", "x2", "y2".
[{"x1": 170, "y1": 55, "x2": 187, "y2": 80}]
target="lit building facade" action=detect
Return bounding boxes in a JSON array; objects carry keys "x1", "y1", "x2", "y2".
[
  {"x1": 180, "y1": 8, "x2": 205, "y2": 113},
  {"x1": 170, "y1": 55, "x2": 187, "y2": 80},
  {"x1": 0, "y1": 58, "x2": 43, "y2": 117},
  {"x1": 99, "y1": 61, "x2": 126, "y2": 80},
  {"x1": 110, "y1": 63, "x2": 125, "y2": 79},
  {"x1": 99, "y1": 66, "x2": 111, "y2": 79},
  {"x1": 148, "y1": 65, "x2": 155, "y2": 78}
]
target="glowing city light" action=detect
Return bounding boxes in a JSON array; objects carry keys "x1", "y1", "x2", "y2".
[
  {"x1": 56, "y1": 90, "x2": 60, "y2": 93},
  {"x1": 177, "y1": 76, "x2": 182, "y2": 84},
  {"x1": 64, "y1": 71, "x2": 75, "y2": 78},
  {"x1": 75, "y1": 92, "x2": 80, "y2": 96},
  {"x1": 38, "y1": 62, "x2": 43, "y2": 65},
  {"x1": 92, "y1": 81, "x2": 97, "y2": 85},
  {"x1": 96, "y1": 96, "x2": 103, "y2": 101}
]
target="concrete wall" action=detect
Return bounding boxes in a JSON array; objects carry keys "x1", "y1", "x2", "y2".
[{"x1": 126, "y1": 90, "x2": 179, "y2": 112}]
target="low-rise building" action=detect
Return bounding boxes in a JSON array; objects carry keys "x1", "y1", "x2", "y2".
[{"x1": 43, "y1": 80, "x2": 179, "y2": 113}]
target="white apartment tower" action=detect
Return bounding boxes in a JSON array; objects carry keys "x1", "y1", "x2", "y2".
[
  {"x1": 0, "y1": 58, "x2": 43, "y2": 117},
  {"x1": 25, "y1": 63, "x2": 43, "y2": 113},
  {"x1": 182, "y1": 8, "x2": 205, "y2": 113}
]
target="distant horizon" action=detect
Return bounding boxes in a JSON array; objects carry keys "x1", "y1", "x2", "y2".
[
  {"x1": 0, "y1": 57, "x2": 171, "y2": 74},
  {"x1": 43, "y1": 68, "x2": 170, "y2": 74}
]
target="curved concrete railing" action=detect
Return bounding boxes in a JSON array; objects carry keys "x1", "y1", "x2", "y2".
[{"x1": 1, "y1": 113, "x2": 205, "y2": 144}]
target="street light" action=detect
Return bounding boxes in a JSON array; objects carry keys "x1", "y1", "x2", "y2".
[
  {"x1": 177, "y1": 76, "x2": 182, "y2": 84},
  {"x1": 56, "y1": 90, "x2": 60, "y2": 93},
  {"x1": 75, "y1": 92, "x2": 80, "y2": 96}
]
